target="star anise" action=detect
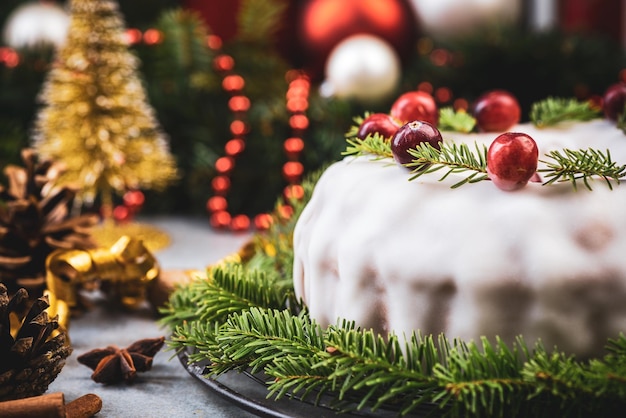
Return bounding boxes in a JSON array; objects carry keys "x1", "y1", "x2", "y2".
[{"x1": 76, "y1": 336, "x2": 165, "y2": 384}]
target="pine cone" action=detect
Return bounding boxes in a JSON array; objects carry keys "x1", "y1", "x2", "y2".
[
  {"x1": 0, "y1": 283, "x2": 72, "y2": 401},
  {"x1": 0, "y1": 149, "x2": 99, "y2": 299}
]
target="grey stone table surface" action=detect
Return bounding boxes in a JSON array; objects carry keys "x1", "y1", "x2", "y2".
[{"x1": 48, "y1": 216, "x2": 258, "y2": 418}]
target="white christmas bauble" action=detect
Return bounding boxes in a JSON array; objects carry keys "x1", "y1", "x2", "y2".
[
  {"x1": 3, "y1": 1, "x2": 70, "y2": 49},
  {"x1": 321, "y1": 34, "x2": 401, "y2": 103},
  {"x1": 409, "y1": 0, "x2": 521, "y2": 37}
]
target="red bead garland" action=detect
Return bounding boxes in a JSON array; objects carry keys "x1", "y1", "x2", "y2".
[
  {"x1": 205, "y1": 36, "x2": 309, "y2": 232},
  {"x1": 281, "y1": 70, "x2": 310, "y2": 209}
]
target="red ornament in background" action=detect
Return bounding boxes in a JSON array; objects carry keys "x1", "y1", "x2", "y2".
[
  {"x1": 560, "y1": 0, "x2": 624, "y2": 47},
  {"x1": 297, "y1": 0, "x2": 418, "y2": 80},
  {"x1": 183, "y1": 0, "x2": 241, "y2": 42}
]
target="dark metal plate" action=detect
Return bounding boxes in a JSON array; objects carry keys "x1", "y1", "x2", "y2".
[{"x1": 177, "y1": 348, "x2": 433, "y2": 418}]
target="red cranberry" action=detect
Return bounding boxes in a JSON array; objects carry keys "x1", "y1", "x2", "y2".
[
  {"x1": 602, "y1": 83, "x2": 626, "y2": 121},
  {"x1": 391, "y1": 120, "x2": 442, "y2": 166},
  {"x1": 486, "y1": 132, "x2": 538, "y2": 191},
  {"x1": 472, "y1": 90, "x2": 521, "y2": 132},
  {"x1": 357, "y1": 113, "x2": 400, "y2": 140},
  {"x1": 390, "y1": 91, "x2": 438, "y2": 126}
]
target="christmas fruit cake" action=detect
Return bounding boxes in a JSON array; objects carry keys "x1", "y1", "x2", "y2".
[{"x1": 292, "y1": 89, "x2": 626, "y2": 359}]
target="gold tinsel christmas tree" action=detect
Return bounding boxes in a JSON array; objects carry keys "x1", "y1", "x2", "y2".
[{"x1": 32, "y1": 0, "x2": 177, "y2": 216}]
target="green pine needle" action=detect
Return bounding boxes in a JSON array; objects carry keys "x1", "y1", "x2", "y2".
[
  {"x1": 211, "y1": 307, "x2": 326, "y2": 375},
  {"x1": 237, "y1": 0, "x2": 289, "y2": 41},
  {"x1": 530, "y1": 97, "x2": 601, "y2": 128},
  {"x1": 343, "y1": 113, "x2": 394, "y2": 160},
  {"x1": 406, "y1": 141, "x2": 489, "y2": 188},
  {"x1": 539, "y1": 148, "x2": 626, "y2": 190},
  {"x1": 343, "y1": 133, "x2": 393, "y2": 159},
  {"x1": 438, "y1": 107, "x2": 477, "y2": 133}
]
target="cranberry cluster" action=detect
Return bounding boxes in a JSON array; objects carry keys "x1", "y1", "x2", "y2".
[{"x1": 357, "y1": 83, "x2": 625, "y2": 191}]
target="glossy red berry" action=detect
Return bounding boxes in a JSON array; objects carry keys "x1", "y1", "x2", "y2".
[
  {"x1": 602, "y1": 83, "x2": 626, "y2": 121},
  {"x1": 357, "y1": 113, "x2": 400, "y2": 140},
  {"x1": 390, "y1": 91, "x2": 438, "y2": 126},
  {"x1": 472, "y1": 90, "x2": 521, "y2": 132},
  {"x1": 487, "y1": 132, "x2": 538, "y2": 191},
  {"x1": 391, "y1": 120, "x2": 442, "y2": 166}
]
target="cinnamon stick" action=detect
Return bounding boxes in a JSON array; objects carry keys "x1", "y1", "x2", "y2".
[
  {"x1": 0, "y1": 393, "x2": 102, "y2": 418},
  {"x1": 0, "y1": 392, "x2": 65, "y2": 418},
  {"x1": 65, "y1": 394, "x2": 102, "y2": 418}
]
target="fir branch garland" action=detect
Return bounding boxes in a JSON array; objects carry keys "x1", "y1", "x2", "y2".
[
  {"x1": 159, "y1": 264, "x2": 297, "y2": 331},
  {"x1": 530, "y1": 97, "x2": 600, "y2": 127},
  {"x1": 211, "y1": 308, "x2": 325, "y2": 375},
  {"x1": 166, "y1": 294, "x2": 626, "y2": 417},
  {"x1": 168, "y1": 321, "x2": 220, "y2": 365}
]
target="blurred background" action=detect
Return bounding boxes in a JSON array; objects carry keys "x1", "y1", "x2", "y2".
[{"x1": 0, "y1": 0, "x2": 624, "y2": 224}]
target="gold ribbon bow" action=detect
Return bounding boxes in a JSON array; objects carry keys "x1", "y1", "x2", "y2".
[{"x1": 45, "y1": 236, "x2": 159, "y2": 331}]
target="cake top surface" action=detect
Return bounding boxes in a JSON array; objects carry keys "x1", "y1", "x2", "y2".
[{"x1": 345, "y1": 119, "x2": 626, "y2": 192}]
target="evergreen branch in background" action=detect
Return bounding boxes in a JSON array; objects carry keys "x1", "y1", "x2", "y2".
[
  {"x1": 438, "y1": 107, "x2": 477, "y2": 133},
  {"x1": 530, "y1": 97, "x2": 601, "y2": 127},
  {"x1": 539, "y1": 148, "x2": 626, "y2": 190},
  {"x1": 248, "y1": 168, "x2": 323, "y2": 279},
  {"x1": 407, "y1": 142, "x2": 489, "y2": 188},
  {"x1": 154, "y1": 9, "x2": 216, "y2": 93},
  {"x1": 237, "y1": 0, "x2": 289, "y2": 42}
]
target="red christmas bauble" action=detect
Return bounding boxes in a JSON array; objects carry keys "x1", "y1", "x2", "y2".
[
  {"x1": 183, "y1": 0, "x2": 241, "y2": 42},
  {"x1": 560, "y1": 0, "x2": 623, "y2": 45},
  {"x1": 297, "y1": 0, "x2": 417, "y2": 80}
]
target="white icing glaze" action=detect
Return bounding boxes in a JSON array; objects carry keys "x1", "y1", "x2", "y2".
[{"x1": 293, "y1": 120, "x2": 626, "y2": 358}]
